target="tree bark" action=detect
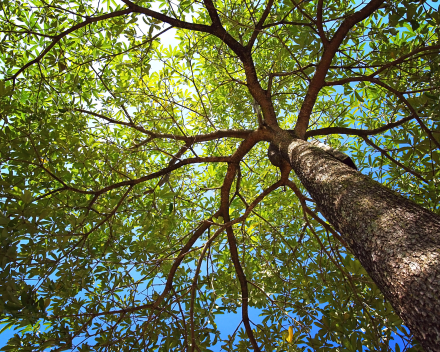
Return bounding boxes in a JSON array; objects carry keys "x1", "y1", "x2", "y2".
[{"x1": 274, "y1": 132, "x2": 440, "y2": 352}]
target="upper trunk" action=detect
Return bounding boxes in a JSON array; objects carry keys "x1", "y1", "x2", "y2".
[{"x1": 274, "y1": 132, "x2": 440, "y2": 352}]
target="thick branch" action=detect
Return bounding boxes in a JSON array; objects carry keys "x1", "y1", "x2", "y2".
[
  {"x1": 126, "y1": 0, "x2": 278, "y2": 128},
  {"x1": 202, "y1": 0, "x2": 222, "y2": 26},
  {"x1": 294, "y1": 0, "x2": 385, "y2": 139},
  {"x1": 122, "y1": 0, "x2": 246, "y2": 59},
  {"x1": 91, "y1": 156, "x2": 230, "y2": 194},
  {"x1": 210, "y1": 129, "x2": 273, "y2": 351},
  {"x1": 57, "y1": 129, "x2": 264, "y2": 199},
  {"x1": 316, "y1": 0, "x2": 329, "y2": 47},
  {"x1": 120, "y1": 0, "x2": 212, "y2": 32}
]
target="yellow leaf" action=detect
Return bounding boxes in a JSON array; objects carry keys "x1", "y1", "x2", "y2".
[{"x1": 286, "y1": 326, "x2": 294, "y2": 343}]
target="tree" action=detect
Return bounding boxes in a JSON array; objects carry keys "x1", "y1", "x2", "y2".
[{"x1": 0, "y1": 0, "x2": 439, "y2": 350}]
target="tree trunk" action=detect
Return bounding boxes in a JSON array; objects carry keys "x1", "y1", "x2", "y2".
[{"x1": 275, "y1": 132, "x2": 440, "y2": 352}]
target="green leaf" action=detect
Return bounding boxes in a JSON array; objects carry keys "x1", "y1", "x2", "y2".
[
  {"x1": 354, "y1": 91, "x2": 364, "y2": 103},
  {"x1": 21, "y1": 190, "x2": 32, "y2": 204},
  {"x1": 0, "y1": 322, "x2": 15, "y2": 335},
  {"x1": 1, "y1": 1, "x2": 435, "y2": 351},
  {"x1": 410, "y1": 20, "x2": 420, "y2": 30}
]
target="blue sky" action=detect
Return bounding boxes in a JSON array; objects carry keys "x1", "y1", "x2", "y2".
[{"x1": 1, "y1": 0, "x2": 431, "y2": 350}]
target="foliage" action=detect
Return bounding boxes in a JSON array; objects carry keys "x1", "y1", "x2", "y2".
[{"x1": 0, "y1": 0, "x2": 439, "y2": 350}]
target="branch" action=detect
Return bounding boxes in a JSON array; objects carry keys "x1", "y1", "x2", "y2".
[
  {"x1": 94, "y1": 156, "x2": 231, "y2": 193},
  {"x1": 363, "y1": 136, "x2": 429, "y2": 183},
  {"x1": 34, "y1": 186, "x2": 69, "y2": 201},
  {"x1": 267, "y1": 64, "x2": 315, "y2": 94},
  {"x1": 247, "y1": 0, "x2": 275, "y2": 49},
  {"x1": 247, "y1": 280, "x2": 304, "y2": 328},
  {"x1": 37, "y1": 185, "x2": 134, "y2": 290},
  {"x1": 90, "y1": 66, "x2": 134, "y2": 124},
  {"x1": 220, "y1": 163, "x2": 262, "y2": 352},
  {"x1": 1, "y1": 28, "x2": 56, "y2": 38},
  {"x1": 46, "y1": 129, "x2": 266, "y2": 326},
  {"x1": 76, "y1": 108, "x2": 252, "y2": 142},
  {"x1": 7, "y1": 0, "x2": 245, "y2": 82},
  {"x1": 5, "y1": 9, "x2": 133, "y2": 81},
  {"x1": 305, "y1": 115, "x2": 414, "y2": 138},
  {"x1": 294, "y1": 0, "x2": 385, "y2": 139},
  {"x1": 121, "y1": 0, "x2": 245, "y2": 58},
  {"x1": 221, "y1": 164, "x2": 292, "y2": 228},
  {"x1": 325, "y1": 76, "x2": 440, "y2": 149},
  {"x1": 58, "y1": 215, "x2": 216, "y2": 320},
  {"x1": 262, "y1": 20, "x2": 314, "y2": 29},
  {"x1": 52, "y1": 218, "x2": 214, "y2": 335},
  {"x1": 289, "y1": 0, "x2": 318, "y2": 29},
  {"x1": 285, "y1": 179, "x2": 348, "y2": 247},
  {"x1": 120, "y1": 0, "x2": 212, "y2": 32},
  {"x1": 316, "y1": 0, "x2": 329, "y2": 47},
  {"x1": 370, "y1": 44, "x2": 440, "y2": 77},
  {"x1": 189, "y1": 226, "x2": 225, "y2": 352},
  {"x1": 158, "y1": 144, "x2": 190, "y2": 187},
  {"x1": 210, "y1": 151, "x2": 291, "y2": 352},
  {"x1": 126, "y1": 0, "x2": 274, "y2": 129},
  {"x1": 152, "y1": 211, "x2": 221, "y2": 310},
  {"x1": 33, "y1": 156, "x2": 230, "y2": 196},
  {"x1": 202, "y1": 0, "x2": 222, "y2": 27}
]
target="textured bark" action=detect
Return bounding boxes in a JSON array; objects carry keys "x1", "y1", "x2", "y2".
[
  {"x1": 273, "y1": 132, "x2": 440, "y2": 352},
  {"x1": 268, "y1": 135, "x2": 357, "y2": 170}
]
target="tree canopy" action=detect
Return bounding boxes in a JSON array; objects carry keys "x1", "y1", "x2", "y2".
[{"x1": 0, "y1": 0, "x2": 439, "y2": 351}]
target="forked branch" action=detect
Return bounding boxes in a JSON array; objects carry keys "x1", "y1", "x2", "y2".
[{"x1": 294, "y1": 0, "x2": 385, "y2": 139}]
